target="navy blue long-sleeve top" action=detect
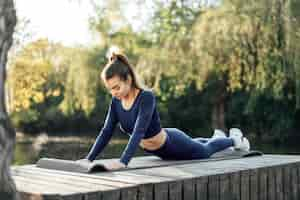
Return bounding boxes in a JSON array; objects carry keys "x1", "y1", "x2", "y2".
[{"x1": 86, "y1": 89, "x2": 162, "y2": 165}]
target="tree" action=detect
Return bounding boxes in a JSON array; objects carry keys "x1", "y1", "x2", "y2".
[
  {"x1": 58, "y1": 47, "x2": 98, "y2": 115},
  {"x1": 290, "y1": 0, "x2": 300, "y2": 109},
  {"x1": 0, "y1": 0, "x2": 18, "y2": 199},
  {"x1": 190, "y1": 0, "x2": 292, "y2": 130},
  {"x1": 135, "y1": 0, "x2": 202, "y2": 93},
  {"x1": 8, "y1": 39, "x2": 56, "y2": 113}
]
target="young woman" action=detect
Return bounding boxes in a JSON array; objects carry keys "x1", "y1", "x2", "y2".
[{"x1": 79, "y1": 50, "x2": 250, "y2": 170}]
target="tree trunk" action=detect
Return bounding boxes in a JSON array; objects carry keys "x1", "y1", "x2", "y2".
[
  {"x1": 211, "y1": 99, "x2": 226, "y2": 131},
  {"x1": 0, "y1": 1, "x2": 18, "y2": 200},
  {"x1": 211, "y1": 79, "x2": 227, "y2": 132}
]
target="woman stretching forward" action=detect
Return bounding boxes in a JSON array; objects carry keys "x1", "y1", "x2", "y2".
[{"x1": 80, "y1": 49, "x2": 250, "y2": 170}]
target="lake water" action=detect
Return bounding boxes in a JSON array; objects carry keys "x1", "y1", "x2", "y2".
[
  {"x1": 13, "y1": 133, "x2": 147, "y2": 165},
  {"x1": 12, "y1": 132, "x2": 300, "y2": 166}
]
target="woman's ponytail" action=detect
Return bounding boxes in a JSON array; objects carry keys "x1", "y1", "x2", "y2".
[
  {"x1": 102, "y1": 46, "x2": 148, "y2": 91},
  {"x1": 106, "y1": 46, "x2": 130, "y2": 67}
]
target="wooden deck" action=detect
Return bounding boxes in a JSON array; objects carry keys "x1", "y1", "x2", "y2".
[{"x1": 11, "y1": 154, "x2": 300, "y2": 200}]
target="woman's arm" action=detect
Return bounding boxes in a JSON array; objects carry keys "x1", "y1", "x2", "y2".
[
  {"x1": 120, "y1": 92, "x2": 156, "y2": 166},
  {"x1": 86, "y1": 98, "x2": 118, "y2": 161}
]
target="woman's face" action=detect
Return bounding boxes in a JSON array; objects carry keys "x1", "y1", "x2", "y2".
[{"x1": 104, "y1": 75, "x2": 132, "y2": 100}]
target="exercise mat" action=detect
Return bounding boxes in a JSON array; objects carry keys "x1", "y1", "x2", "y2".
[{"x1": 36, "y1": 148, "x2": 263, "y2": 173}]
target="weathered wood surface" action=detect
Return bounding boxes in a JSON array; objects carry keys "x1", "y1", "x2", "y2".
[
  {"x1": 35, "y1": 149, "x2": 262, "y2": 173},
  {"x1": 11, "y1": 154, "x2": 300, "y2": 200}
]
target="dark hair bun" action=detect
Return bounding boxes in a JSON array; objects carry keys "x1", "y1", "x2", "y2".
[
  {"x1": 106, "y1": 46, "x2": 121, "y2": 62},
  {"x1": 106, "y1": 46, "x2": 131, "y2": 66}
]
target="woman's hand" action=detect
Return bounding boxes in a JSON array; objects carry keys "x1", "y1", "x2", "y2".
[{"x1": 105, "y1": 160, "x2": 127, "y2": 171}]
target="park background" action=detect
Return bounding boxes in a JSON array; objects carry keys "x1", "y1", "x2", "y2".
[{"x1": 9, "y1": 0, "x2": 300, "y2": 165}]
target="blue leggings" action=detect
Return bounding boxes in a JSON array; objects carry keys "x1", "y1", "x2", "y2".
[{"x1": 144, "y1": 128, "x2": 234, "y2": 160}]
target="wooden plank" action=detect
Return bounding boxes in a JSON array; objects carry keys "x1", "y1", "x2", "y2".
[
  {"x1": 129, "y1": 166, "x2": 199, "y2": 179},
  {"x1": 14, "y1": 175, "x2": 86, "y2": 194},
  {"x1": 297, "y1": 163, "x2": 300, "y2": 200},
  {"x1": 230, "y1": 172, "x2": 240, "y2": 200},
  {"x1": 16, "y1": 164, "x2": 174, "y2": 200},
  {"x1": 16, "y1": 165, "x2": 134, "y2": 186},
  {"x1": 15, "y1": 179, "x2": 61, "y2": 195},
  {"x1": 267, "y1": 167, "x2": 276, "y2": 200},
  {"x1": 114, "y1": 158, "x2": 300, "y2": 200},
  {"x1": 283, "y1": 165, "x2": 291, "y2": 200},
  {"x1": 121, "y1": 186, "x2": 138, "y2": 200},
  {"x1": 275, "y1": 166, "x2": 284, "y2": 200},
  {"x1": 154, "y1": 182, "x2": 169, "y2": 200},
  {"x1": 183, "y1": 178, "x2": 196, "y2": 200},
  {"x1": 290, "y1": 164, "x2": 298, "y2": 200},
  {"x1": 137, "y1": 183, "x2": 153, "y2": 200},
  {"x1": 124, "y1": 155, "x2": 300, "y2": 183},
  {"x1": 124, "y1": 162, "x2": 244, "y2": 184},
  {"x1": 18, "y1": 192, "x2": 62, "y2": 200},
  {"x1": 219, "y1": 174, "x2": 230, "y2": 200},
  {"x1": 12, "y1": 168, "x2": 117, "y2": 191},
  {"x1": 111, "y1": 171, "x2": 174, "y2": 183},
  {"x1": 249, "y1": 169, "x2": 258, "y2": 200},
  {"x1": 101, "y1": 189, "x2": 121, "y2": 200},
  {"x1": 15, "y1": 176, "x2": 96, "y2": 198},
  {"x1": 208, "y1": 175, "x2": 219, "y2": 200},
  {"x1": 81, "y1": 192, "x2": 100, "y2": 200},
  {"x1": 195, "y1": 176, "x2": 208, "y2": 200},
  {"x1": 258, "y1": 168, "x2": 267, "y2": 200},
  {"x1": 20, "y1": 164, "x2": 162, "y2": 187},
  {"x1": 168, "y1": 181, "x2": 182, "y2": 200},
  {"x1": 240, "y1": 170, "x2": 249, "y2": 200},
  {"x1": 14, "y1": 174, "x2": 108, "y2": 200},
  {"x1": 13, "y1": 173, "x2": 111, "y2": 200},
  {"x1": 14, "y1": 176, "x2": 84, "y2": 200}
]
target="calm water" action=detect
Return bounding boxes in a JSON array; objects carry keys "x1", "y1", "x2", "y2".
[
  {"x1": 13, "y1": 133, "x2": 147, "y2": 165},
  {"x1": 13, "y1": 133, "x2": 300, "y2": 166}
]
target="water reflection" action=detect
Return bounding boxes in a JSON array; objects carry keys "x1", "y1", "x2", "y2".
[{"x1": 13, "y1": 133, "x2": 147, "y2": 165}]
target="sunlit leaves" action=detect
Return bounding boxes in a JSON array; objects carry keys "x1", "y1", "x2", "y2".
[
  {"x1": 8, "y1": 49, "x2": 53, "y2": 111},
  {"x1": 59, "y1": 48, "x2": 97, "y2": 115},
  {"x1": 191, "y1": 0, "x2": 291, "y2": 101},
  {"x1": 8, "y1": 39, "x2": 97, "y2": 116}
]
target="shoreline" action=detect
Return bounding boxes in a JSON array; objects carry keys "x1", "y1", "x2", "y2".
[{"x1": 16, "y1": 131, "x2": 128, "y2": 145}]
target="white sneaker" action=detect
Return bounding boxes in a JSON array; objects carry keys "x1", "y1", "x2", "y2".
[
  {"x1": 229, "y1": 128, "x2": 250, "y2": 151},
  {"x1": 229, "y1": 128, "x2": 243, "y2": 149},
  {"x1": 232, "y1": 137, "x2": 250, "y2": 151},
  {"x1": 212, "y1": 129, "x2": 227, "y2": 138},
  {"x1": 240, "y1": 137, "x2": 250, "y2": 151},
  {"x1": 242, "y1": 137, "x2": 250, "y2": 151},
  {"x1": 229, "y1": 128, "x2": 243, "y2": 138}
]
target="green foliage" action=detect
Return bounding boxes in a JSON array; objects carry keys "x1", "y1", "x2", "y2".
[
  {"x1": 135, "y1": 1, "x2": 202, "y2": 94},
  {"x1": 226, "y1": 89, "x2": 296, "y2": 143},
  {"x1": 7, "y1": 0, "x2": 300, "y2": 144},
  {"x1": 289, "y1": 0, "x2": 300, "y2": 109},
  {"x1": 8, "y1": 39, "x2": 56, "y2": 112},
  {"x1": 58, "y1": 48, "x2": 97, "y2": 115},
  {"x1": 191, "y1": 0, "x2": 291, "y2": 96},
  {"x1": 10, "y1": 109, "x2": 39, "y2": 125}
]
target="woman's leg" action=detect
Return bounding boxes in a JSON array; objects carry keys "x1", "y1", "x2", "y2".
[
  {"x1": 146, "y1": 128, "x2": 234, "y2": 160},
  {"x1": 192, "y1": 137, "x2": 210, "y2": 143},
  {"x1": 201, "y1": 137, "x2": 234, "y2": 156},
  {"x1": 192, "y1": 129, "x2": 227, "y2": 143},
  {"x1": 191, "y1": 137, "x2": 234, "y2": 159}
]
